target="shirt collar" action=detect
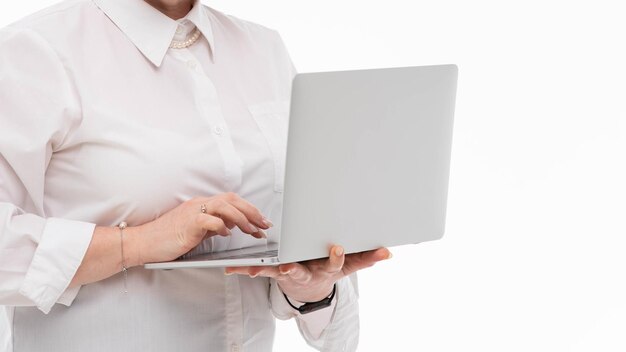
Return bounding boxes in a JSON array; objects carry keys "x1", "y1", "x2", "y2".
[{"x1": 93, "y1": 0, "x2": 216, "y2": 67}]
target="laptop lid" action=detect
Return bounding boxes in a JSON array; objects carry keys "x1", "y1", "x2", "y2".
[{"x1": 278, "y1": 64, "x2": 458, "y2": 263}]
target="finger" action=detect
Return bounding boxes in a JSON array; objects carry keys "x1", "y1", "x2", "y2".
[
  {"x1": 342, "y1": 247, "x2": 392, "y2": 276},
  {"x1": 195, "y1": 214, "x2": 231, "y2": 237},
  {"x1": 223, "y1": 220, "x2": 236, "y2": 229},
  {"x1": 206, "y1": 199, "x2": 266, "y2": 238},
  {"x1": 224, "y1": 266, "x2": 282, "y2": 279},
  {"x1": 224, "y1": 266, "x2": 249, "y2": 275},
  {"x1": 247, "y1": 266, "x2": 282, "y2": 279},
  {"x1": 221, "y1": 192, "x2": 272, "y2": 230},
  {"x1": 361, "y1": 247, "x2": 393, "y2": 262},
  {"x1": 278, "y1": 263, "x2": 312, "y2": 283},
  {"x1": 324, "y1": 245, "x2": 345, "y2": 274}
]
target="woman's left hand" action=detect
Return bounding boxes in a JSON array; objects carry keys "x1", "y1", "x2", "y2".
[{"x1": 225, "y1": 245, "x2": 392, "y2": 302}]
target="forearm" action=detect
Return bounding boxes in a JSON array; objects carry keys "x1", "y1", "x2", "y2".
[
  {"x1": 0, "y1": 202, "x2": 95, "y2": 312},
  {"x1": 299, "y1": 275, "x2": 360, "y2": 351},
  {"x1": 69, "y1": 225, "x2": 144, "y2": 288},
  {"x1": 270, "y1": 275, "x2": 360, "y2": 351},
  {"x1": 69, "y1": 194, "x2": 269, "y2": 288}
]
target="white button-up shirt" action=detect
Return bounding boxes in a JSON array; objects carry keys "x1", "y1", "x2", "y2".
[{"x1": 0, "y1": 0, "x2": 359, "y2": 351}]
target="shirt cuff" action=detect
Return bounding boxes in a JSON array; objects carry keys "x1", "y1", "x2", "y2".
[
  {"x1": 270, "y1": 280, "x2": 337, "y2": 339},
  {"x1": 57, "y1": 286, "x2": 81, "y2": 306},
  {"x1": 18, "y1": 217, "x2": 95, "y2": 314}
]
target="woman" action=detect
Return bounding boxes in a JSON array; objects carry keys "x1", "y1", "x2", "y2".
[{"x1": 0, "y1": 0, "x2": 391, "y2": 351}]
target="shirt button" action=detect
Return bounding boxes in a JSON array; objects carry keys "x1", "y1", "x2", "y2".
[
  {"x1": 231, "y1": 344, "x2": 240, "y2": 352},
  {"x1": 175, "y1": 25, "x2": 184, "y2": 34},
  {"x1": 187, "y1": 60, "x2": 197, "y2": 70},
  {"x1": 213, "y1": 125, "x2": 224, "y2": 136}
]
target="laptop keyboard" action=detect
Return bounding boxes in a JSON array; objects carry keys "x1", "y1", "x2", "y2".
[{"x1": 215, "y1": 249, "x2": 278, "y2": 260}]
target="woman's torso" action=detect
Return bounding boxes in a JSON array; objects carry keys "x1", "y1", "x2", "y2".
[{"x1": 3, "y1": 0, "x2": 294, "y2": 350}]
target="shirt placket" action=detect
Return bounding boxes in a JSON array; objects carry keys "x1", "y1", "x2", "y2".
[
  {"x1": 168, "y1": 47, "x2": 245, "y2": 351},
  {"x1": 225, "y1": 275, "x2": 244, "y2": 352},
  {"x1": 172, "y1": 49, "x2": 243, "y2": 191}
]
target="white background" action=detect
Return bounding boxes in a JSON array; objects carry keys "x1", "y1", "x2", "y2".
[{"x1": 2, "y1": 1, "x2": 625, "y2": 351}]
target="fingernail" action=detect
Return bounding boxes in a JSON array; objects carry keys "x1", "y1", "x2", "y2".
[
  {"x1": 256, "y1": 229, "x2": 267, "y2": 238},
  {"x1": 249, "y1": 273, "x2": 259, "y2": 278},
  {"x1": 335, "y1": 247, "x2": 344, "y2": 256},
  {"x1": 387, "y1": 251, "x2": 393, "y2": 259},
  {"x1": 247, "y1": 223, "x2": 259, "y2": 233},
  {"x1": 224, "y1": 271, "x2": 233, "y2": 275},
  {"x1": 261, "y1": 217, "x2": 274, "y2": 228},
  {"x1": 280, "y1": 269, "x2": 291, "y2": 275}
]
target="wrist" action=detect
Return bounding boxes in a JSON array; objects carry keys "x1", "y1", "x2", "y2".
[
  {"x1": 122, "y1": 224, "x2": 145, "y2": 267},
  {"x1": 279, "y1": 282, "x2": 336, "y2": 303},
  {"x1": 282, "y1": 284, "x2": 337, "y2": 314}
]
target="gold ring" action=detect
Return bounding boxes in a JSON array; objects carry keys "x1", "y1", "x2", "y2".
[{"x1": 200, "y1": 204, "x2": 207, "y2": 214}]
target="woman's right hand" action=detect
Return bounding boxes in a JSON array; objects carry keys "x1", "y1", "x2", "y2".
[
  {"x1": 133, "y1": 193, "x2": 272, "y2": 265},
  {"x1": 70, "y1": 192, "x2": 271, "y2": 287}
]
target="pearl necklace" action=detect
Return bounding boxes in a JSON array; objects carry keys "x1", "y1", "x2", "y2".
[{"x1": 169, "y1": 27, "x2": 201, "y2": 49}]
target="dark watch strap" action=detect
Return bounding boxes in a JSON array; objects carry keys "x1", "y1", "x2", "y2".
[{"x1": 283, "y1": 284, "x2": 337, "y2": 314}]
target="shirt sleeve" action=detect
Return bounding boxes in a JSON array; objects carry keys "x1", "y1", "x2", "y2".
[
  {"x1": 269, "y1": 274, "x2": 360, "y2": 351},
  {"x1": 0, "y1": 26, "x2": 95, "y2": 314}
]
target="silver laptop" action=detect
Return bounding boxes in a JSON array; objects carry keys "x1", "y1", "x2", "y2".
[{"x1": 145, "y1": 64, "x2": 458, "y2": 269}]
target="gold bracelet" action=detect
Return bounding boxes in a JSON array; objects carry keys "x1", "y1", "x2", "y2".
[{"x1": 118, "y1": 221, "x2": 128, "y2": 293}]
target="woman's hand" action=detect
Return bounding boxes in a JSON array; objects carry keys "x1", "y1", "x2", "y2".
[
  {"x1": 134, "y1": 192, "x2": 271, "y2": 265},
  {"x1": 225, "y1": 245, "x2": 392, "y2": 302},
  {"x1": 71, "y1": 192, "x2": 270, "y2": 288}
]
